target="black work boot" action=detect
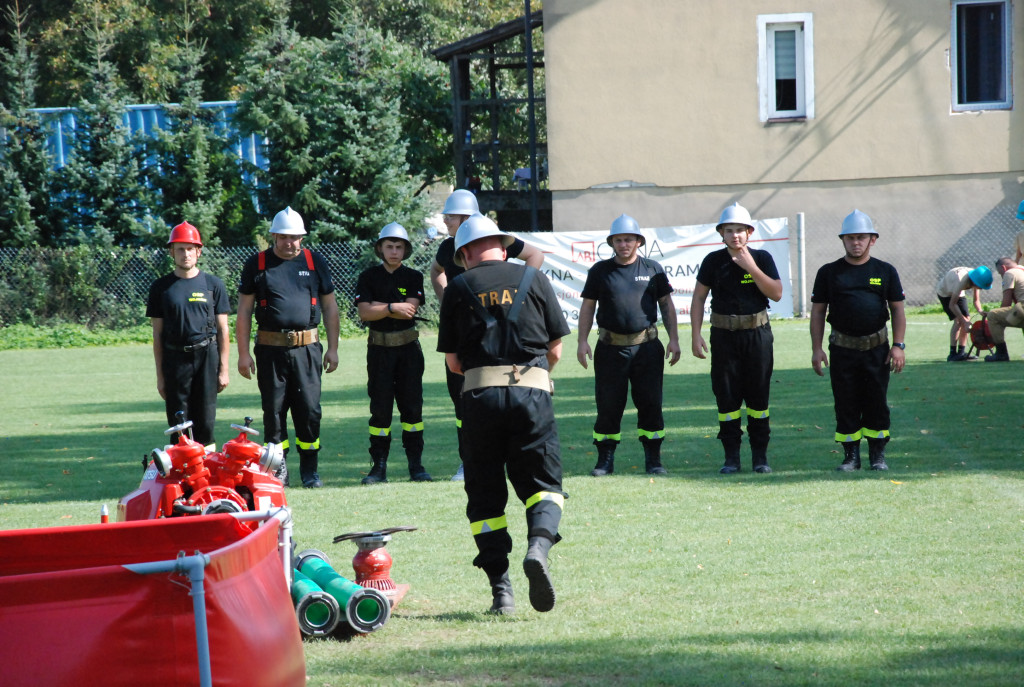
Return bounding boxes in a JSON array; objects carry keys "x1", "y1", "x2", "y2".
[
  {"x1": 867, "y1": 438, "x2": 889, "y2": 471},
  {"x1": 274, "y1": 447, "x2": 289, "y2": 487},
  {"x1": 719, "y1": 443, "x2": 741, "y2": 474},
  {"x1": 405, "y1": 443, "x2": 432, "y2": 482},
  {"x1": 751, "y1": 446, "x2": 772, "y2": 474},
  {"x1": 298, "y1": 448, "x2": 322, "y2": 488},
  {"x1": 836, "y1": 441, "x2": 861, "y2": 471},
  {"x1": 591, "y1": 440, "x2": 616, "y2": 476},
  {"x1": 522, "y1": 536, "x2": 556, "y2": 612},
  {"x1": 642, "y1": 439, "x2": 667, "y2": 475},
  {"x1": 486, "y1": 570, "x2": 514, "y2": 615},
  {"x1": 362, "y1": 435, "x2": 389, "y2": 485}
]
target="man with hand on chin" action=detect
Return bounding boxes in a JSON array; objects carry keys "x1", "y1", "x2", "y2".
[{"x1": 691, "y1": 203, "x2": 782, "y2": 475}]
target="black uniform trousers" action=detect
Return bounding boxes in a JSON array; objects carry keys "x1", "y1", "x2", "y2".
[
  {"x1": 462, "y1": 385, "x2": 564, "y2": 577},
  {"x1": 255, "y1": 342, "x2": 323, "y2": 453},
  {"x1": 445, "y1": 363, "x2": 466, "y2": 461},
  {"x1": 828, "y1": 343, "x2": 891, "y2": 441},
  {"x1": 367, "y1": 341, "x2": 424, "y2": 455},
  {"x1": 709, "y1": 324, "x2": 773, "y2": 449},
  {"x1": 593, "y1": 338, "x2": 665, "y2": 442},
  {"x1": 162, "y1": 345, "x2": 219, "y2": 446}
]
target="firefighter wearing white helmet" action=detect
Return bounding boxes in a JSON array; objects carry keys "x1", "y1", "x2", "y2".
[
  {"x1": 811, "y1": 209, "x2": 906, "y2": 472},
  {"x1": 437, "y1": 211, "x2": 569, "y2": 615},
  {"x1": 146, "y1": 221, "x2": 231, "y2": 449},
  {"x1": 236, "y1": 206, "x2": 340, "y2": 488},
  {"x1": 429, "y1": 192, "x2": 544, "y2": 482},
  {"x1": 935, "y1": 265, "x2": 991, "y2": 361},
  {"x1": 577, "y1": 214, "x2": 681, "y2": 477},
  {"x1": 691, "y1": 203, "x2": 782, "y2": 474},
  {"x1": 354, "y1": 222, "x2": 430, "y2": 483}
]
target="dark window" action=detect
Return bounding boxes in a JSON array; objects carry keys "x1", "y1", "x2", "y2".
[{"x1": 956, "y1": 3, "x2": 1006, "y2": 105}]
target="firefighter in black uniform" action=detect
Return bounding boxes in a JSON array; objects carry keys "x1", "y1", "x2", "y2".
[
  {"x1": 811, "y1": 209, "x2": 906, "y2": 472},
  {"x1": 437, "y1": 213, "x2": 570, "y2": 615},
  {"x1": 147, "y1": 222, "x2": 230, "y2": 448},
  {"x1": 355, "y1": 223, "x2": 431, "y2": 484},
  {"x1": 691, "y1": 203, "x2": 783, "y2": 474},
  {"x1": 236, "y1": 206, "x2": 340, "y2": 488},
  {"x1": 429, "y1": 189, "x2": 544, "y2": 481},
  {"x1": 577, "y1": 214, "x2": 681, "y2": 476}
]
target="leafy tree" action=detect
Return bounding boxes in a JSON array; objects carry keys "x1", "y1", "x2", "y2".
[
  {"x1": 0, "y1": 0, "x2": 54, "y2": 247},
  {"x1": 51, "y1": 3, "x2": 158, "y2": 246},
  {"x1": 234, "y1": 15, "x2": 429, "y2": 242}
]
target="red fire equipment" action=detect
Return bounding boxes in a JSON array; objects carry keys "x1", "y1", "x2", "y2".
[{"x1": 333, "y1": 526, "x2": 417, "y2": 606}]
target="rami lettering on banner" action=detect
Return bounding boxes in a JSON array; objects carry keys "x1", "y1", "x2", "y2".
[{"x1": 508, "y1": 218, "x2": 792, "y2": 329}]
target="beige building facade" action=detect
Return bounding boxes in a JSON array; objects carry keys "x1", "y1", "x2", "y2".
[{"x1": 543, "y1": 0, "x2": 1024, "y2": 305}]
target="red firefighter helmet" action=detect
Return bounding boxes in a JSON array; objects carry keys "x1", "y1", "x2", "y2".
[{"x1": 167, "y1": 221, "x2": 203, "y2": 246}]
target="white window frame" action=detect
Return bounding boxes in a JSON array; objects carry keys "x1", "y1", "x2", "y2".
[
  {"x1": 951, "y1": 0, "x2": 1012, "y2": 112},
  {"x1": 757, "y1": 13, "x2": 814, "y2": 122}
]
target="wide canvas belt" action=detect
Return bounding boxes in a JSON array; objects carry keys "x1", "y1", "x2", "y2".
[
  {"x1": 829, "y1": 326, "x2": 888, "y2": 351},
  {"x1": 256, "y1": 328, "x2": 319, "y2": 347},
  {"x1": 598, "y1": 325, "x2": 658, "y2": 346},
  {"x1": 462, "y1": 365, "x2": 551, "y2": 393},
  {"x1": 709, "y1": 310, "x2": 769, "y2": 331},
  {"x1": 368, "y1": 329, "x2": 419, "y2": 347}
]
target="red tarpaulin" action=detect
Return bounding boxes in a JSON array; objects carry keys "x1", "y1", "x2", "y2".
[{"x1": 0, "y1": 514, "x2": 305, "y2": 687}]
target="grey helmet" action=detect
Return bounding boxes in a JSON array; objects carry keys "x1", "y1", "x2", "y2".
[
  {"x1": 270, "y1": 206, "x2": 307, "y2": 235},
  {"x1": 375, "y1": 222, "x2": 412, "y2": 260},
  {"x1": 607, "y1": 214, "x2": 645, "y2": 246},
  {"x1": 443, "y1": 189, "x2": 480, "y2": 217},
  {"x1": 839, "y1": 209, "x2": 877, "y2": 236},
  {"x1": 453, "y1": 213, "x2": 513, "y2": 267},
  {"x1": 716, "y1": 203, "x2": 755, "y2": 232}
]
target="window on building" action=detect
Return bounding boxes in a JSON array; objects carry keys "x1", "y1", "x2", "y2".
[
  {"x1": 758, "y1": 14, "x2": 814, "y2": 122},
  {"x1": 952, "y1": 0, "x2": 1011, "y2": 111}
]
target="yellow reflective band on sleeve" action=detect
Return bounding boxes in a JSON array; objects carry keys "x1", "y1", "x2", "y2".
[
  {"x1": 369, "y1": 426, "x2": 392, "y2": 437},
  {"x1": 862, "y1": 428, "x2": 890, "y2": 439},
  {"x1": 455, "y1": 418, "x2": 462, "y2": 429},
  {"x1": 401, "y1": 421, "x2": 424, "y2": 433},
  {"x1": 525, "y1": 491, "x2": 565, "y2": 511},
  {"x1": 717, "y1": 410, "x2": 742, "y2": 421},
  {"x1": 470, "y1": 515, "x2": 508, "y2": 536},
  {"x1": 296, "y1": 438, "x2": 320, "y2": 450},
  {"x1": 593, "y1": 431, "x2": 622, "y2": 442},
  {"x1": 835, "y1": 430, "x2": 863, "y2": 442},
  {"x1": 637, "y1": 428, "x2": 665, "y2": 440},
  {"x1": 747, "y1": 407, "x2": 770, "y2": 419}
]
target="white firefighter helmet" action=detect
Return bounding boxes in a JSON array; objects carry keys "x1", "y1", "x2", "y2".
[
  {"x1": 716, "y1": 203, "x2": 755, "y2": 232},
  {"x1": 839, "y1": 209, "x2": 877, "y2": 236},
  {"x1": 453, "y1": 213, "x2": 513, "y2": 267},
  {"x1": 442, "y1": 189, "x2": 480, "y2": 217},
  {"x1": 607, "y1": 214, "x2": 645, "y2": 247},
  {"x1": 270, "y1": 206, "x2": 307, "y2": 235},
  {"x1": 375, "y1": 222, "x2": 412, "y2": 260}
]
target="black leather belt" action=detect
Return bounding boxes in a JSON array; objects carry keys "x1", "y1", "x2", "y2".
[{"x1": 165, "y1": 336, "x2": 215, "y2": 352}]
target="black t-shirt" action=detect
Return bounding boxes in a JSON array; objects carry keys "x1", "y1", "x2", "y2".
[
  {"x1": 354, "y1": 263, "x2": 425, "y2": 332},
  {"x1": 146, "y1": 270, "x2": 230, "y2": 346},
  {"x1": 580, "y1": 257, "x2": 672, "y2": 333},
  {"x1": 434, "y1": 235, "x2": 527, "y2": 281},
  {"x1": 811, "y1": 257, "x2": 905, "y2": 336},
  {"x1": 238, "y1": 249, "x2": 334, "y2": 331},
  {"x1": 437, "y1": 261, "x2": 570, "y2": 370},
  {"x1": 695, "y1": 247, "x2": 780, "y2": 315}
]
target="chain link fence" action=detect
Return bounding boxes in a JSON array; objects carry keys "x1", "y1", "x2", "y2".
[
  {"x1": 0, "y1": 239, "x2": 444, "y2": 330},
  {"x1": 1, "y1": 206, "x2": 1020, "y2": 329}
]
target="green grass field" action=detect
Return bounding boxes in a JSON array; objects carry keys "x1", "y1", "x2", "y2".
[{"x1": 1, "y1": 315, "x2": 1023, "y2": 686}]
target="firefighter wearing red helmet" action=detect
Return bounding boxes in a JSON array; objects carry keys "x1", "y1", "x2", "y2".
[
  {"x1": 146, "y1": 221, "x2": 231, "y2": 449},
  {"x1": 236, "y1": 207, "x2": 340, "y2": 488}
]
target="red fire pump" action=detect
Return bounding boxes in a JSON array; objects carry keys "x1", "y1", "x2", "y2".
[{"x1": 118, "y1": 413, "x2": 286, "y2": 525}]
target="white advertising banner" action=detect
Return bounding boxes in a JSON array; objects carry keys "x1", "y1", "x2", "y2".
[{"x1": 508, "y1": 218, "x2": 792, "y2": 329}]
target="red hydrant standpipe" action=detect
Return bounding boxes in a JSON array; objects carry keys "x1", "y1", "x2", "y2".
[{"x1": 296, "y1": 551, "x2": 391, "y2": 634}]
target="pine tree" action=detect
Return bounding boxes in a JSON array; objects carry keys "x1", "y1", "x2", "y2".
[
  {"x1": 0, "y1": 1, "x2": 54, "y2": 247},
  {"x1": 52, "y1": 4, "x2": 158, "y2": 247},
  {"x1": 234, "y1": 15, "x2": 429, "y2": 242}
]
